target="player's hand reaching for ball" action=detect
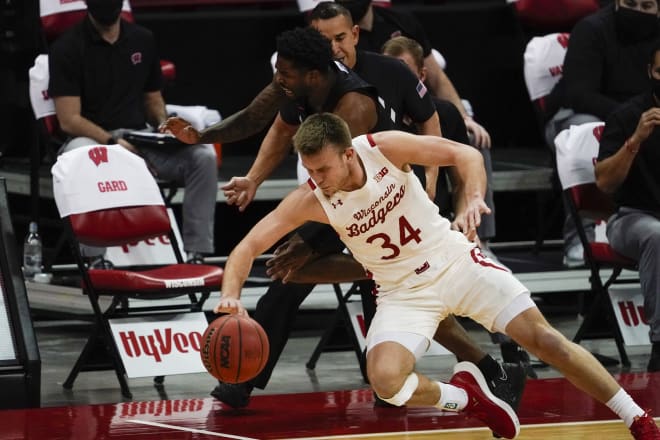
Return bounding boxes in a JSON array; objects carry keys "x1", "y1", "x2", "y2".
[
  {"x1": 158, "y1": 116, "x2": 201, "y2": 144},
  {"x1": 214, "y1": 297, "x2": 247, "y2": 316}
]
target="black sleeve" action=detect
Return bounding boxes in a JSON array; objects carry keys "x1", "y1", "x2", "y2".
[
  {"x1": 48, "y1": 36, "x2": 82, "y2": 98},
  {"x1": 563, "y1": 18, "x2": 620, "y2": 119},
  {"x1": 297, "y1": 222, "x2": 345, "y2": 255},
  {"x1": 598, "y1": 110, "x2": 627, "y2": 162},
  {"x1": 433, "y1": 98, "x2": 469, "y2": 144}
]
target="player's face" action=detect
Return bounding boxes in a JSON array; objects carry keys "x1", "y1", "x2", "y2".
[
  {"x1": 301, "y1": 145, "x2": 352, "y2": 197},
  {"x1": 274, "y1": 57, "x2": 310, "y2": 99},
  {"x1": 311, "y1": 15, "x2": 359, "y2": 69},
  {"x1": 618, "y1": 0, "x2": 659, "y2": 14}
]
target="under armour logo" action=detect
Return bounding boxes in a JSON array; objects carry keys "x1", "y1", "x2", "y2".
[
  {"x1": 88, "y1": 146, "x2": 109, "y2": 167},
  {"x1": 331, "y1": 199, "x2": 343, "y2": 209}
]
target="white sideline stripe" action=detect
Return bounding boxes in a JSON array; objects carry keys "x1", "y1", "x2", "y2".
[
  {"x1": 127, "y1": 419, "x2": 260, "y2": 440},
  {"x1": 290, "y1": 417, "x2": 660, "y2": 439}
]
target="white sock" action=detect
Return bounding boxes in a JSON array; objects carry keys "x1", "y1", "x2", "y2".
[
  {"x1": 435, "y1": 382, "x2": 468, "y2": 412},
  {"x1": 606, "y1": 388, "x2": 645, "y2": 427}
]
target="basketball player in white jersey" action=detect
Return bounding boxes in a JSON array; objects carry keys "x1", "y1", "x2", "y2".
[{"x1": 214, "y1": 113, "x2": 659, "y2": 439}]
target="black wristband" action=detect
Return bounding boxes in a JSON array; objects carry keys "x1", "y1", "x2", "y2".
[{"x1": 106, "y1": 136, "x2": 117, "y2": 145}]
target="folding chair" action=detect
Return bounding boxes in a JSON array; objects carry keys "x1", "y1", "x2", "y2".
[
  {"x1": 555, "y1": 122, "x2": 638, "y2": 367},
  {"x1": 52, "y1": 144, "x2": 223, "y2": 398},
  {"x1": 513, "y1": 0, "x2": 599, "y2": 31},
  {"x1": 522, "y1": 32, "x2": 571, "y2": 253}
]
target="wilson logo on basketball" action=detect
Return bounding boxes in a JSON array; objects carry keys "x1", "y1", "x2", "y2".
[
  {"x1": 118, "y1": 328, "x2": 203, "y2": 362},
  {"x1": 220, "y1": 335, "x2": 231, "y2": 368}
]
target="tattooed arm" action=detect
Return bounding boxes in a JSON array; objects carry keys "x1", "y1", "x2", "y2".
[{"x1": 160, "y1": 78, "x2": 286, "y2": 144}]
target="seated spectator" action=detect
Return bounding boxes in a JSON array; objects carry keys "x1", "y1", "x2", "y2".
[
  {"x1": 48, "y1": 0, "x2": 217, "y2": 263},
  {"x1": 334, "y1": 0, "x2": 492, "y2": 148},
  {"x1": 545, "y1": 0, "x2": 660, "y2": 267},
  {"x1": 595, "y1": 41, "x2": 660, "y2": 373}
]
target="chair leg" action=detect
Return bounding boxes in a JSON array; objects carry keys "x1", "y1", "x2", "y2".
[
  {"x1": 306, "y1": 307, "x2": 343, "y2": 370},
  {"x1": 63, "y1": 327, "x2": 99, "y2": 390}
]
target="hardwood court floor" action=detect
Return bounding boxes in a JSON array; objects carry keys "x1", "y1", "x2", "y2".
[{"x1": 1, "y1": 372, "x2": 658, "y2": 439}]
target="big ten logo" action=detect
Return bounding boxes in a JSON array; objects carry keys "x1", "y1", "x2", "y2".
[
  {"x1": 117, "y1": 399, "x2": 205, "y2": 417},
  {"x1": 618, "y1": 301, "x2": 648, "y2": 327},
  {"x1": 373, "y1": 167, "x2": 389, "y2": 183},
  {"x1": 120, "y1": 235, "x2": 171, "y2": 253},
  {"x1": 118, "y1": 328, "x2": 202, "y2": 362}
]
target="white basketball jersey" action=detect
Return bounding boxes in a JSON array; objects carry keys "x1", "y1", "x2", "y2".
[{"x1": 311, "y1": 134, "x2": 473, "y2": 293}]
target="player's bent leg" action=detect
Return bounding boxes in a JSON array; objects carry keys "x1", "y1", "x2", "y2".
[
  {"x1": 366, "y1": 334, "x2": 520, "y2": 439},
  {"x1": 502, "y1": 307, "x2": 620, "y2": 403},
  {"x1": 501, "y1": 306, "x2": 660, "y2": 437}
]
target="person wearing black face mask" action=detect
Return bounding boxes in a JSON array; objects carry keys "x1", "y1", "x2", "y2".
[
  {"x1": 544, "y1": 0, "x2": 660, "y2": 269},
  {"x1": 86, "y1": 0, "x2": 123, "y2": 27},
  {"x1": 595, "y1": 40, "x2": 660, "y2": 374},
  {"x1": 47, "y1": 0, "x2": 219, "y2": 264}
]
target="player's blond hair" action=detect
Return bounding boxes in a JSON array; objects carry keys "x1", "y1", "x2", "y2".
[{"x1": 293, "y1": 113, "x2": 352, "y2": 155}]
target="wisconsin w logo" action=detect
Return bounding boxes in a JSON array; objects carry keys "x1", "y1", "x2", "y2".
[{"x1": 88, "y1": 146, "x2": 109, "y2": 167}]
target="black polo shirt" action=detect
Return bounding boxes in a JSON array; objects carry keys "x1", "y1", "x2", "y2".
[
  {"x1": 48, "y1": 17, "x2": 162, "y2": 131},
  {"x1": 354, "y1": 50, "x2": 435, "y2": 132},
  {"x1": 356, "y1": 6, "x2": 433, "y2": 58},
  {"x1": 598, "y1": 92, "x2": 660, "y2": 212}
]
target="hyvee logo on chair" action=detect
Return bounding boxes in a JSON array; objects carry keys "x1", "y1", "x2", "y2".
[{"x1": 118, "y1": 327, "x2": 203, "y2": 362}]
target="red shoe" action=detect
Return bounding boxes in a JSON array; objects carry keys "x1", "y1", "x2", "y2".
[
  {"x1": 630, "y1": 411, "x2": 660, "y2": 439},
  {"x1": 450, "y1": 361, "x2": 520, "y2": 439}
]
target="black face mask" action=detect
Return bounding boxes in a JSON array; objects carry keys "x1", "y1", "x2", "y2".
[
  {"x1": 615, "y1": 7, "x2": 659, "y2": 43},
  {"x1": 336, "y1": 0, "x2": 371, "y2": 23},
  {"x1": 86, "y1": 0, "x2": 123, "y2": 26}
]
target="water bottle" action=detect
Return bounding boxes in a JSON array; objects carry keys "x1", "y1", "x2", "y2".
[{"x1": 23, "y1": 221, "x2": 42, "y2": 280}]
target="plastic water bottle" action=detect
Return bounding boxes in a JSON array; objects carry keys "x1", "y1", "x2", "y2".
[{"x1": 23, "y1": 221, "x2": 42, "y2": 280}]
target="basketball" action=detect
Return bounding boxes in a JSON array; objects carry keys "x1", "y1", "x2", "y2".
[{"x1": 200, "y1": 314, "x2": 270, "y2": 383}]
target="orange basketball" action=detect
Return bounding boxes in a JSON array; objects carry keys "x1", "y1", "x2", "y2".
[{"x1": 200, "y1": 314, "x2": 269, "y2": 384}]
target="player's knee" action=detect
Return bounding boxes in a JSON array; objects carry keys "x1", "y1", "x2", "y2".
[
  {"x1": 373, "y1": 372, "x2": 419, "y2": 407},
  {"x1": 368, "y1": 359, "x2": 414, "y2": 404}
]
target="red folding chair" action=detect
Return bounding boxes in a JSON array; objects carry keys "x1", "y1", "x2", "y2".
[
  {"x1": 52, "y1": 144, "x2": 223, "y2": 398},
  {"x1": 555, "y1": 122, "x2": 638, "y2": 366}
]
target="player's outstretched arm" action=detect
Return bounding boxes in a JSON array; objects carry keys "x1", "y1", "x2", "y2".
[{"x1": 215, "y1": 185, "x2": 327, "y2": 314}]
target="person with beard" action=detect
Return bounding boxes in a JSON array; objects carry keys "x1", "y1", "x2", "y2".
[
  {"x1": 48, "y1": 0, "x2": 218, "y2": 263},
  {"x1": 544, "y1": 0, "x2": 660, "y2": 268},
  {"x1": 596, "y1": 40, "x2": 660, "y2": 373}
]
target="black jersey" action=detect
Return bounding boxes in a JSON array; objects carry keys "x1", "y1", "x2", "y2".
[
  {"x1": 353, "y1": 50, "x2": 435, "y2": 132},
  {"x1": 279, "y1": 61, "x2": 392, "y2": 132}
]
